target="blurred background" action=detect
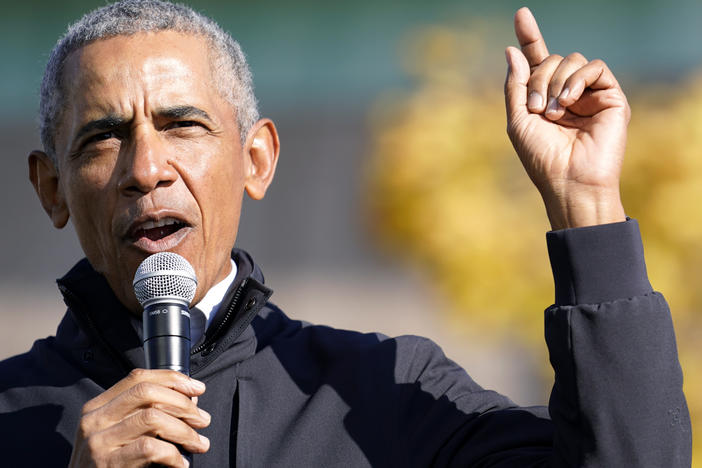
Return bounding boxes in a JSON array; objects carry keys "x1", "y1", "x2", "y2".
[{"x1": 1, "y1": 0, "x2": 701, "y2": 462}]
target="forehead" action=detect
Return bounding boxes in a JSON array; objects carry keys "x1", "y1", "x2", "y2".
[{"x1": 62, "y1": 30, "x2": 218, "y2": 117}]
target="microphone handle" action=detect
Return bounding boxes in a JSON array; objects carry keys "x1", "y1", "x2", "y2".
[
  {"x1": 143, "y1": 302, "x2": 191, "y2": 375},
  {"x1": 143, "y1": 302, "x2": 193, "y2": 466}
]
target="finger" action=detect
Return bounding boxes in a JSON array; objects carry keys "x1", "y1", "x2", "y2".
[
  {"x1": 83, "y1": 381, "x2": 210, "y2": 435},
  {"x1": 118, "y1": 381, "x2": 209, "y2": 428},
  {"x1": 98, "y1": 407, "x2": 210, "y2": 453},
  {"x1": 109, "y1": 436, "x2": 190, "y2": 467},
  {"x1": 514, "y1": 7, "x2": 549, "y2": 68},
  {"x1": 557, "y1": 59, "x2": 622, "y2": 107},
  {"x1": 504, "y1": 46, "x2": 531, "y2": 124},
  {"x1": 544, "y1": 53, "x2": 589, "y2": 121},
  {"x1": 525, "y1": 54, "x2": 563, "y2": 113},
  {"x1": 84, "y1": 369, "x2": 205, "y2": 414},
  {"x1": 562, "y1": 89, "x2": 629, "y2": 120}
]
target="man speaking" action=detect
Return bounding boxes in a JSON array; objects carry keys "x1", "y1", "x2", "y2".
[{"x1": 0, "y1": 1, "x2": 691, "y2": 466}]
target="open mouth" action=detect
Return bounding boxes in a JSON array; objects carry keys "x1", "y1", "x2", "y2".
[
  {"x1": 128, "y1": 217, "x2": 191, "y2": 252},
  {"x1": 133, "y1": 218, "x2": 187, "y2": 241}
]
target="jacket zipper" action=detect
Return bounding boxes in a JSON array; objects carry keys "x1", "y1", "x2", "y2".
[{"x1": 191, "y1": 278, "x2": 248, "y2": 355}]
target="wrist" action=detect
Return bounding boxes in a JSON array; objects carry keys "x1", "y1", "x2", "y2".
[{"x1": 541, "y1": 184, "x2": 626, "y2": 231}]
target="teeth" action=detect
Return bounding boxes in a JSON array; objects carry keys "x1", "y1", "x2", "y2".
[{"x1": 139, "y1": 217, "x2": 181, "y2": 230}]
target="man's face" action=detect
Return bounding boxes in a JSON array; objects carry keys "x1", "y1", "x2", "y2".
[{"x1": 42, "y1": 31, "x2": 265, "y2": 312}]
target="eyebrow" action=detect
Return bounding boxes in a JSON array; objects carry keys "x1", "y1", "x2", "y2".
[
  {"x1": 157, "y1": 105, "x2": 214, "y2": 124},
  {"x1": 74, "y1": 115, "x2": 126, "y2": 142},
  {"x1": 72, "y1": 105, "x2": 215, "y2": 146}
]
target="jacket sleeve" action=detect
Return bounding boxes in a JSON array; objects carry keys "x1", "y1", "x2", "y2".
[
  {"x1": 401, "y1": 219, "x2": 690, "y2": 467},
  {"x1": 544, "y1": 218, "x2": 691, "y2": 467}
]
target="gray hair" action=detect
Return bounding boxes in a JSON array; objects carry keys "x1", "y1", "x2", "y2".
[{"x1": 39, "y1": 0, "x2": 259, "y2": 162}]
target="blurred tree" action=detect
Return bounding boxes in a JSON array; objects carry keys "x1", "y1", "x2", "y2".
[{"x1": 365, "y1": 23, "x2": 701, "y2": 465}]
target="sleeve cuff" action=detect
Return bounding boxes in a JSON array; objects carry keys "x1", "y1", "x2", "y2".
[{"x1": 546, "y1": 218, "x2": 652, "y2": 306}]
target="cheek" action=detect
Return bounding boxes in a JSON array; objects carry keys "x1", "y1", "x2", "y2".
[
  {"x1": 65, "y1": 152, "x2": 119, "y2": 193},
  {"x1": 203, "y1": 160, "x2": 245, "y2": 230},
  {"x1": 187, "y1": 149, "x2": 245, "y2": 237},
  {"x1": 59, "y1": 166, "x2": 120, "y2": 274},
  {"x1": 175, "y1": 139, "x2": 245, "y2": 200},
  {"x1": 62, "y1": 158, "x2": 118, "y2": 231}
]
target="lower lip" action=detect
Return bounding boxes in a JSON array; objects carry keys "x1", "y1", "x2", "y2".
[{"x1": 129, "y1": 226, "x2": 193, "y2": 253}]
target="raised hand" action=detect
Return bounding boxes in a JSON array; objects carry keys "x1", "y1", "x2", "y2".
[
  {"x1": 68, "y1": 369, "x2": 210, "y2": 467},
  {"x1": 505, "y1": 7, "x2": 629, "y2": 230}
]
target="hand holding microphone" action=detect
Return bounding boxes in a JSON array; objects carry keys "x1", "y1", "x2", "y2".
[{"x1": 68, "y1": 253, "x2": 209, "y2": 468}]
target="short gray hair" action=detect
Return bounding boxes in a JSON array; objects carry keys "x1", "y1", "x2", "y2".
[{"x1": 40, "y1": 0, "x2": 259, "y2": 162}]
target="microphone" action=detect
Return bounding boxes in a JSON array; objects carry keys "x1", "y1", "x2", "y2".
[{"x1": 133, "y1": 252, "x2": 198, "y2": 375}]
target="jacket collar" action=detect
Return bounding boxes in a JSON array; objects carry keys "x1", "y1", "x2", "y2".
[{"x1": 55, "y1": 249, "x2": 273, "y2": 385}]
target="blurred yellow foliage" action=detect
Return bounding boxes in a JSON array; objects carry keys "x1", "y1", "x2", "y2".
[{"x1": 365, "y1": 24, "x2": 701, "y2": 465}]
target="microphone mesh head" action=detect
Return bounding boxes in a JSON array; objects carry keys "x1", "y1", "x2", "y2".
[{"x1": 133, "y1": 252, "x2": 197, "y2": 307}]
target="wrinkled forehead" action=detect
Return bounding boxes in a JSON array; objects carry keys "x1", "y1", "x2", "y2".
[
  {"x1": 62, "y1": 31, "x2": 215, "y2": 103},
  {"x1": 53, "y1": 31, "x2": 229, "y2": 154}
]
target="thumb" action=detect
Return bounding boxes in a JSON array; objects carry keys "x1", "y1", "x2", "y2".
[{"x1": 504, "y1": 46, "x2": 531, "y2": 124}]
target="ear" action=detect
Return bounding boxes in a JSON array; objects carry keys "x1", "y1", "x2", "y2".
[
  {"x1": 243, "y1": 119, "x2": 280, "y2": 200},
  {"x1": 28, "y1": 150, "x2": 70, "y2": 228}
]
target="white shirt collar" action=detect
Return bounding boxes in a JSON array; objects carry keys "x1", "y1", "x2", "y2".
[{"x1": 190, "y1": 259, "x2": 237, "y2": 345}]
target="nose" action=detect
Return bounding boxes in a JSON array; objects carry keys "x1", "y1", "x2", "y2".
[{"x1": 117, "y1": 128, "x2": 177, "y2": 195}]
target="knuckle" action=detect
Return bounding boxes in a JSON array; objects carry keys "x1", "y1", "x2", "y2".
[
  {"x1": 567, "y1": 52, "x2": 585, "y2": 62},
  {"x1": 549, "y1": 76, "x2": 564, "y2": 89},
  {"x1": 85, "y1": 433, "x2": 103, "y2": 457},
  {"x1": 527, "y1": 75, "x2": 546, "y2": 91},
  {"x1": 590, "y1": 58, "x2": 606, "y2": 69},
  {"x1": 135, "y1": 436, "x2": 159, "y2": 457},
  {"x1": 136, "y1": 436, "x2": 180, "y2": 464},
  {"x1": 129, "y1": 368, "x2": 147, "y2": 380},
  {"x1": 184, "y1": 424, "x2": 199, "y2": 441},
  {"x1": 165, "y1": 369, "x2": 183, "y2": 378},
  {"x1": 81, "y1": 400, "x2": 96, "y2": 416},
  {"x1": 140, "y1": 407, "x2": 163, "y2": 427},
  {"x1": 78, "y1": 417, "x2": 93, "y2": 437},
  {"x1": 131, "y1": 381, "x2": 157, "y2": 401}
]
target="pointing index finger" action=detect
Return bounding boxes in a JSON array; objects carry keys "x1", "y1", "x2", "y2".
[{"x1": 514, "y1": 7, "x2": 549, "y2": 69}]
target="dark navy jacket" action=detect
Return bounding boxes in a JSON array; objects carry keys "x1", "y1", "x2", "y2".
[{"x1": 0, "y1": 220, "x2": 691, "y2": 466}]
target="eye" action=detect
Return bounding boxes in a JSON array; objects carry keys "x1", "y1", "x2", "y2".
[
  {"x1": 86, "y1": 131, "x2": 117, "y2": 144},
  {"x1": 169, "y1": 120, "x2": 201, "y2": 129}
]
